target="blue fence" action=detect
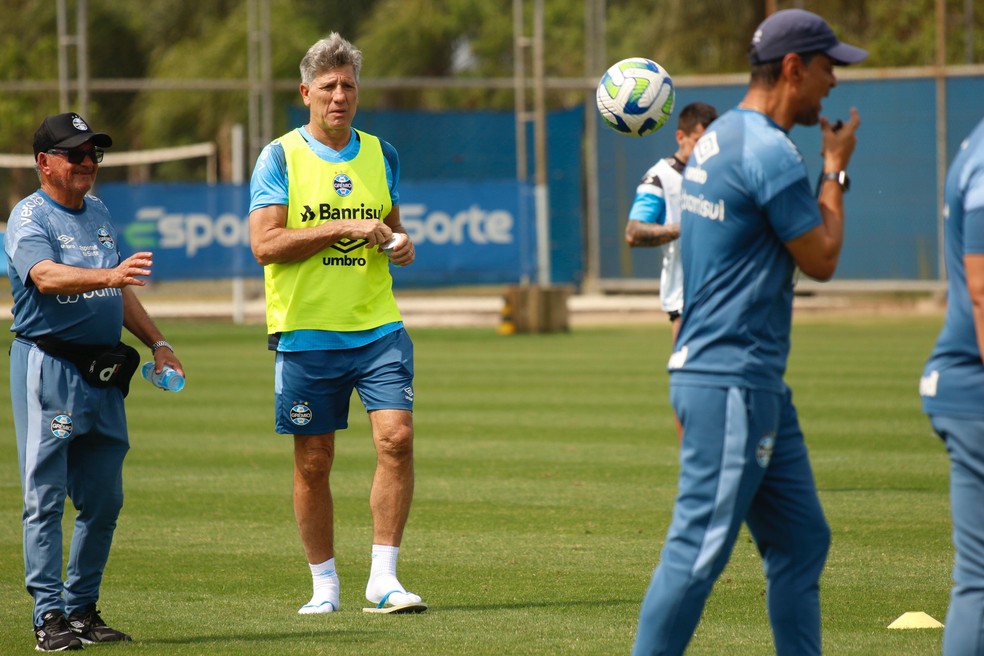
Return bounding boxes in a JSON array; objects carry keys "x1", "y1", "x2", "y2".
[
  {"x1": 9, "y1": 75, "x2": 977, "y2": 288},
  {"x1": 601, "y1": 75, "x2": 984, "y2": 282},
  {"x1": 290, "y1": 106, "x2": 585, "y2": 285},
  {"x1": 97, "y1": 179, "x2": 537, "y2": 287}
]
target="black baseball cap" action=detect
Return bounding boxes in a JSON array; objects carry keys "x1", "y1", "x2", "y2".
[
  {"x1": 33, "y1": 112, "x2": 112, "y2": 160},
  {"x1": 749, "y1": 9, "x2": 868, "y2": 65}
]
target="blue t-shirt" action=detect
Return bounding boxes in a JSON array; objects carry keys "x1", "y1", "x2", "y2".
[
  {"x1": 249, "y1": 126, "x2": 403, "y2": 351},
  {"x1": 668, "y1": 108, "x2": 822, "y2": 392},
  {"x1": 921, "y1": 116, "x2": 984, "y2": 418},
  {"x1": 6, "y1": 189, "x2": 125, "y2": 345}
]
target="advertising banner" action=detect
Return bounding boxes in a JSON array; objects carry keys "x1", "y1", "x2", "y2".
[{"x1": 98, "y1": 181, "x2": 536, "y2": 286}]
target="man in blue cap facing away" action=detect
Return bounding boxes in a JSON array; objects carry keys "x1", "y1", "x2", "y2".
[{"x1": 632, "y1": 9, "x2": 866, "y2": 655}]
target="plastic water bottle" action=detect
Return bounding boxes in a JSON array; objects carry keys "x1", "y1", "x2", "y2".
[{"x1": 141, "y1": 362, "x2": 185, "y2": 392}]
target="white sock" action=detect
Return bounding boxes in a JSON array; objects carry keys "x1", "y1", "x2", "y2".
[
  {"x1": 366, "y1": 545, "x2": 421, "y2": 605},
  {"x1": 370, "y1": 545, "x2": 399, "y2": 580},
  {"x1": 299, "y1": 558, "x2": 339, "y2": 614}
]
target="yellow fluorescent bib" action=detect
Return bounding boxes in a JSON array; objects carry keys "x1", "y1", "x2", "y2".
[{"x1": 264, "y1": 129, "x2": 401, "y2": 333}]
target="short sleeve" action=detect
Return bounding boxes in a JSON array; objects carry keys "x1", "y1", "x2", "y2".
[
  {"x1": 249, "y1": 141, "x2": 289, "y2": 212},
  {"x1": 762, "y1": 176, "x2": 823, "y2": 244},
  {"x1": 963, "y1": 164, "x2": 984, "y2": 254},
  {"x1": 380, "y1": 139, "x2": 400, "y2": 206}
]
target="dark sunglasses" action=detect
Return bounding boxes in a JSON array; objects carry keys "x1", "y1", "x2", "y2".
[{"x1": 46, "y1": 147, "x2": 104, "y2": 164}]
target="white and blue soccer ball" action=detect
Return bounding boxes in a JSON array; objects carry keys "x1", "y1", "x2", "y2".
[{"x1": 596, "y1": 58, "x2": 675, "y2": 137}]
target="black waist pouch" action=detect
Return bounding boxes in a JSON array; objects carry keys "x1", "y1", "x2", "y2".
[{"x1": 32, "y1": 335, "x2": 140, "y2": 397}]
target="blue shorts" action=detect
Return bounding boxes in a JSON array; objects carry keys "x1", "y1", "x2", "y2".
[{"x1": 274, "y1": 328, "x2": 414, "y2": 435}]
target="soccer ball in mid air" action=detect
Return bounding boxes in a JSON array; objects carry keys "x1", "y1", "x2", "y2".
[{"x1": 596, "y1": 58, "x2": 675, "y2": 137}]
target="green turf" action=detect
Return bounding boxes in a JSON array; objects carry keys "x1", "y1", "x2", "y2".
[{"x1": 0, "y1": 314, "x2": 952, "y2": 654}]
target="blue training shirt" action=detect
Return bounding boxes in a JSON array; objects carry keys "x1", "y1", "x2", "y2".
[
  {"x1": 668, "y1": 108, "x2": 822, "y2": 392},
  {"x1": 6, "y1": 189, "x2": 124, "y2": 346},
  {"x1": 249, "y1": 126, "x2": 403, "y2": 352},
  {"x1": 921, "y1": 116, "x2": 984, "y2": 418}
]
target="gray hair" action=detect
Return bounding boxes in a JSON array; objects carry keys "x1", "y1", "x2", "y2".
[{"x1": 300, "y1": 33, "x2": 363, "y2": 85}]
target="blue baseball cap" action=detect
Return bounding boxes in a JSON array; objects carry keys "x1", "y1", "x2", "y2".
[{"x1": 749, "y1": 9, "x2": 868, "y2": 65}]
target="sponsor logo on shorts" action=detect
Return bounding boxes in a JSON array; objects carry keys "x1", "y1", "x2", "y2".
[
  {"x1": 51, "y1": 414, "x2": 73, "y2": 439},
  {"x1": 756, "y1": 433, "x2": 775, "y2": 468},
  {"x1": 97, "y1": 227, "x2": 115, "y2": 249},
  {"x1": 333, "y1": 174, "x2": 354, "y2": 197},
  {"x1": 403, "y1": 386, "x2": 414, "y2": 402},
  {"x1": 290, "y1": 403, "x2": 313, "y2": 426}
]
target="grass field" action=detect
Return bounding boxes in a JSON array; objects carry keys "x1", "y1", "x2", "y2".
[{"x1": 0, "y1": 313, "x2": 953, "y2": 654}]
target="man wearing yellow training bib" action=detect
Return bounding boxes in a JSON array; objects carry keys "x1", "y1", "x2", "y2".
[{"x1": 249, "y1": 33, "x2": 425, "y2": 616}]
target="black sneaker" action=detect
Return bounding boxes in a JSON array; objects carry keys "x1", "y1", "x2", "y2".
[
  {"x1": 34, "y1": 610, "x2": 84, "y2": 652},
  {"x1": 67, "y1": 608, "x2": 131, "y2": 644}
]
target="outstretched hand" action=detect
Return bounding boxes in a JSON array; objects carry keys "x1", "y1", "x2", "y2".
[{"x1": 111, "y1": 252, "x2": 153, "y2": 288}]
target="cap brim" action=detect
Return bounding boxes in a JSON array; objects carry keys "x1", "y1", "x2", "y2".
[
  {"x1": 826, "y1": 42, "x2": 868, "y2": 65},
  {"x1": 54, "y1": 132, "x2": 113, "y2": 149}
]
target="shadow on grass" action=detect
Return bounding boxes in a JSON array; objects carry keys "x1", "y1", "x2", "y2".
[
  {"x1": 435, "y1": 597, "x2": 640, "y2": 612},
  {"x1": 143, "y1": 628, "x2": 378, "y2": 646}
]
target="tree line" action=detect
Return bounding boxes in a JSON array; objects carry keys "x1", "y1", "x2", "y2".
[{"x1": 0, "y1": 0, "x2": 979, "y2": 203}]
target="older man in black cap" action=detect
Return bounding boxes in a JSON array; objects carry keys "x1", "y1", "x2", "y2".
[
  {"x1": 6, "y1": 112, "x2": 183, "y2": 651},
  {"x1": 632, "y1": 10, "x2": 866, "y2": 656}
]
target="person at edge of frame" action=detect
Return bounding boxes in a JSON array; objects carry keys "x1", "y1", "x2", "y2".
[
  {"x1": 920, "y1": 113, "x2": 984, "y2": 656},
  {"x1": 6, "y1": 111, "x2": 185, "y2": 652}
]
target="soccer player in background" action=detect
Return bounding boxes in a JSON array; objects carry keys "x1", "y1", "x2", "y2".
[
  {"x1": 249, "y1": 33, "x2": 426, "y2": 615},
  {"x1": 625, "y1": 101, "x2": 718, "y2": 344},
  {"x1": 920, "y1": 115, "x2": 984, "y2": 656},
  {"x1": 632, "y1": 10, "x2": 866, "y2": 655}
]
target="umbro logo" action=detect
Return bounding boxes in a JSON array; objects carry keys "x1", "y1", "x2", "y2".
[{"x1": 331, "y1": 238, "x2": 367, "y2": 254}]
